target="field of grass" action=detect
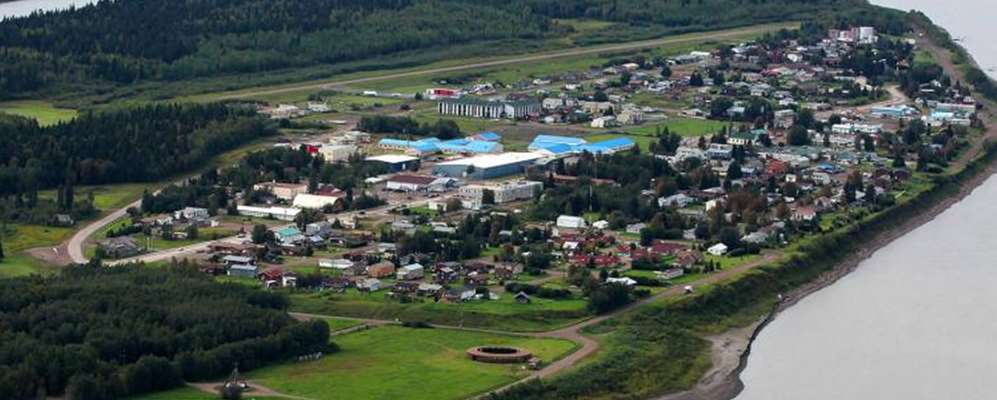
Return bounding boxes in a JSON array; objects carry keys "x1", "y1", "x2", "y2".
[
  {"x1": 246, "y1": 325, "x2": 577, "y2": 400},
  {"x1": 323, "y1": 317, "x2": 364, "y2": 332},
  {"x1": 0, "y1": 100, "x2": 78, "y2": 126},
  {"x1": 0, "y1": 224, "x2": 75, "y2": 277},
  {"x1": 586, "y1": 133, "x2": 654, "y2": 151},
  {"x1": 625, "y1": 117, "x2": 730, "y2": 138},
  {"x1": 127, "y1": 387, "x2": 220, "y2": 400},
  {"x1": 290, "y1": 288, "x2": 589, "y2": 332},
  {"x1": 38, "y1": 183, "x2": 148, "y2": 212}
]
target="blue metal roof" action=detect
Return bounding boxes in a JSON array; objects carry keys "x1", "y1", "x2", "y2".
[
  {"x1": 531, "y1": 134, "x2": 587, "y2": 145},
  {"x1": 578, "y1": 137, "x2": 636, "y2": 154},
  {"x1": 475, "y1": 131, "x2": 502, "y2": 141}
]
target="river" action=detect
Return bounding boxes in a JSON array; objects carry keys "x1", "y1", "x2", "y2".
[
  {"x1": 736, "y1": 4, "x2": 997, "y2": 399},
  {"x1": 873, "y1": 0, "x2": 997, "y2": 79},
  {"x1": 0, "y1": 0, "x2": 92, "y2": 20}
]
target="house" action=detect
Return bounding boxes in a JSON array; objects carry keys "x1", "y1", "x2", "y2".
[
  {"x1": 275, "y1": 227, "x2": 305, "y2": 245},
  {"x1": 222, "y1": 255, "x2": 255, "y2": 266},
  {"x1": 99, "y1": 237, "x2": 142, "y2": 259},
  {"x1": 227, "y1": 264, "x2": 259, "y2": 278},
  {"x1": 556, "y1": 215, "x2": 587, "y2": 230},
  {"x1": 657, "y1": 268, "x2": 685, "y2": 280},
  {"x1": 515, "y1": 292, "x2": 532, "y2": 304},
  {"x1": 319, "y1": 258, "x2": 354, "y2": 271},
  {"x1": 174, "y1": 207, "x2": 210, "y2": 222},
  {"x1": 626, "y1": 223, "x2": 647, "y2": 234},
  {"x1": 606, "y1": 277, "x2": 637, "y2": 287},
  {"x1": 659, "y1": 193, "x2": 695, "y2": 208},
  {"x1": 418, "y1": 283, "x2": 444, "y2": 297},
  {"x1": 444, "y1": 286, "x2": 477, "y2": 302},
  {"x1": 386, "y1": 174, "x2": 449, "y2": 192},
  {"x1": 397, "y1": 264, "x2": 425, "y2": 281},
  {"x1": 792, "y1": 206, "x2": 817, "y2": 222},
  {"x1": 358, "y1": 278, "x2": 382, "y2": 292},
  {"x1": 367, "y1": 262, "x2": 396, "y2": 278},
  {"x1": 707, "y1": 243, "x2": 729, "y2": 256}
]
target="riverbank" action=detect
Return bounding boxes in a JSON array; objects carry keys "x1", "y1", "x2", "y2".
[
  {"x1": 659, "y1": 15, "x2": 997, "y2": 400},
  {"x1": 661, "y1": 143, "x2": 997, "y2": 400}
]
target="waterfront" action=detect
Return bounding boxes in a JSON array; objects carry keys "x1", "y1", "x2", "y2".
[
  {"x1": 874, "y1": 0, "x2": 997, "y2": 78},
  {"x1": 737, "y1": 174, "x2": 997, "y2": 400},
  {"x1": 0, "y1": 0, "x2": 92, "y2": 19}
]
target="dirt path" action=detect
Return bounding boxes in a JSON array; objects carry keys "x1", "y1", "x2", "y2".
[{"x1": 209, "y1": 23, "x2": 795, "y2": 101}]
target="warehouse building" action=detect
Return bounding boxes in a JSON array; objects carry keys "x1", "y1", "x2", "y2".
[
  {"x1": 459, "y1": 180, "x2": 543, "y2": 210},
  {"x1": 438, "y1": 98, "x2": 541, "y2": 119},
  {"x1": 236, "y1": 205, "x2": 301, "y2": 221},
  {"x1": 432, "y1": 152, "x2": 544, "y2": 179},
  {"x1": 528, "y1": 134, "x2": 635, "y2": 155},
  {"x1": 319, "y1": 144, "x2": 358, "y2": 162},
  {"x1": 365, "y1": 154, "x2": 421, "y2": 172}
]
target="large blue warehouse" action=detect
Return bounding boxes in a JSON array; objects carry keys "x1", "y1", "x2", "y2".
[{"x1": 432, "y1": 152, "x2": 544, "y2": 179}]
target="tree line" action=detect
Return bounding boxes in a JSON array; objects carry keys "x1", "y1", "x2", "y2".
[
  {"x1": 0, "y1": 103, "x2": 274, "y2": 224},
  {"x1": 0, "y1": 0, "x2": 866, "y2": 97},
  {"x1": 0, "y1": 264, "x2": 332, "y2": 399}
]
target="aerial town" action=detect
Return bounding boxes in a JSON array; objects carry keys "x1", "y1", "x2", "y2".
[
  {"x1": 1, "y1": 3, "x2": 992, "y2": 398},
  {"x1": 90, "y1": 24, "x2": 979, "y2": 323}
]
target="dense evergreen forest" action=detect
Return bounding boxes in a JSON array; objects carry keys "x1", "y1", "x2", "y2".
[
  {"x1": 0, "y1": 264, "x2": 331, "y2": 399},
  {"x1": 0, "y1": 0, "x2": 864, "y2": 98},
  {"x1": 0, "y1": 103, "x2": 273, "y2": 224},
  {"x1": 0, "y1": 103, "x2": 273, "y2": 194}
]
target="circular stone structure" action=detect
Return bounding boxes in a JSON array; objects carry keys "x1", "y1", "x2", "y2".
[{"x1": 466, "y1": 346, "x2": 533, "y2": 364}]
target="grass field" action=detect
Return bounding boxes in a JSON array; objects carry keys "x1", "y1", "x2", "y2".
[
  {"x1": 0, "y1": 100, "x2": 78, "y2": 126},
  {"x1": 586, "y1": 133, "x2": 654, "y2": 151},
  {"x1": 290, "y1": 289, "x2": 589, "y2": 332},
  {"x1": 0, "y1": 224, "x2": 75, "y2": 277},
  {"x1": 246, "y1": 325, "x2": 577, "y2": 400},
  {"x1": 38, "y1": 183, "x2": 148, "y2": 212},
  {"x1": 625, "y1": 117, "x2": 730, "y2": 138}
]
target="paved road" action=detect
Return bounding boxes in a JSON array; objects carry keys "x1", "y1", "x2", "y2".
[
  {"x1": 211, "y1": 23, "x2": 795, "y2": 101},
  {"x1": 67, "y1": 198, "x2": 141, "y2": 264}
]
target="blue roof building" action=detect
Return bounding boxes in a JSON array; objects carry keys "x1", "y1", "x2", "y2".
[
  {"x1": 577, "y1": 137, "x2": 637, "y2": 155},
  {"x1": 473, "y1": 131, "x2": 502, "y2": 141},
  {"x1": 528, "y1": 135, "x2": 588, "y2": 152}
]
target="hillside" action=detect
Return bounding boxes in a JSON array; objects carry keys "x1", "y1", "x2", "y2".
[{"x1": 0, "y1": 0, "x2": 863, "y2": 101}]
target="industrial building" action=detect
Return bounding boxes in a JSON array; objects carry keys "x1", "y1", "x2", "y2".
[
  {"x1": 528, "y1": 134, "x2": 635, "y2": 155},
  {"x1": 318, "y1": 144, "x2": 358, "y2": 162},
  {"x1": 365, "y1": 154, "x2": 420, "y2": 172},
  {"x1": 292, "y1": 194, "x2": 342, "y2": 210},
  {"x1": 385, "y1": 174, "x2": 453, "y2": 192},
  {"x1": 432, "y1": 152, "x2": 544, "y2": 179},
  {"x1": 438, "y1": 98, "x2": 541, "y2": 119},
  {"x1": 459, "y1": 180, "x2": 543, "y2": 210},
  {"x1": 236, "y1": 205, "x2": 301, "y2": 221},
  {"x1": 377, "y1": 136, "x2": 503, "y2": 155}
]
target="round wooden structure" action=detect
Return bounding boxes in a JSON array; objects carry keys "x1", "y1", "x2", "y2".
[{"x1": 466, "y1": 346, "x2": 533, "y2": 364}]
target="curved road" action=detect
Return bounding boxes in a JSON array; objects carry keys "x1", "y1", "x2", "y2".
[{"x1": 67, "y1": 198, "x2": 142, "y2": 264}]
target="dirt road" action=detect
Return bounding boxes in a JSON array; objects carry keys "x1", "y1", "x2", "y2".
[{"x1": 211, "y1": 23, "x2": 796, "y2": 101}]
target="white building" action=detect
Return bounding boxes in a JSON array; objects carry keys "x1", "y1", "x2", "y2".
[
  {"x1": 397, "y1": 264, "x2": 425, "y2": 281},
  {"x1": 556, "y1": 215, "x2": 587, "y2": 230},
  {"x1": 459, "y1": 181, "x2": 542, "y2": 210},
  {"x1": 707, "y1": 243, "x2": 729, "y2": 256},
  {"x1": 591, "y1": 116, "x2": 617, "y2": 128},
  {"x1": 292, "y1": 194, "x2": 342, "y2": 210},
  {"x1": 319, "y1": 144, "x2": 358, "y2": 163},
  {"x1": 236, "y1": 205, "x2": 301, "y2": 221}
]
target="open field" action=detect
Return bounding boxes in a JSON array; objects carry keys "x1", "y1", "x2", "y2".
[
  {"x1": 0, "y1": 224, "x2": 74, "y2": 277},
  {"x1": 127, "y1": 387, "x2": 227, "y2": 400},
  {"x1": 246, "y1": 325, "x2": 578, "y2": 400},
  {"x1": 38, "y1": 183, "x2": 149, "y2": 212},
  {"x1": 0, "y1": 100, "x2": 78, "y2": 126},
  {"x1": 625, "y1": 117, "x2": 730, "y2": 138}
]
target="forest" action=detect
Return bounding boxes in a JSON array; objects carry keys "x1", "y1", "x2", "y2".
[
  {"x1": 0, "y1": 264, "x2": 331, "y2": 400},
  {"x1": 0, "y1": 0, "x2": 864, "y2": 98},
  {"x1": 0, "y1": 103, "x2": 273, "y2": 197}
]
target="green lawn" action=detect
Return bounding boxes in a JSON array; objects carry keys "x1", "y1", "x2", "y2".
[
  {"x1": 586, "y1": 133, "x2": 654, "y2": 151},
  {"x1": 127, "y1": 387, "x2": 219, "y2": 400},
  {"x1": 323, "y1": 317, "x2": 364, "y2": 332},
  {"x1": 131, "y1": 227, "x2": 239, "y2": 252},
  {"x1": 246, "y1": 325, "x2": 577, "y2": 400},
  {"x1": 290, "y1": 288, "x2": 589, "y2": 332},
  {"x1": 625, "y1": 118, "x2": 730, "y2": 138},
  {"x1": 0, "y1": 100, "x2": 78, "y2": 126},
  {"x1": 38, "y1": 183, "x2": 148, "y2": 212}
]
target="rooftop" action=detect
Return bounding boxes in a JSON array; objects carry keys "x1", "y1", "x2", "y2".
[
  {"x1": 436, "y1": 152, "x2": 544, "y2": 169},
  {"x1": 366, "y1": 154, "x2": 420, "y2": 164}
]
